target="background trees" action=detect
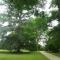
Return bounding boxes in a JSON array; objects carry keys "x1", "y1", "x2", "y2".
[
  {"x1": 0, "y1": 0, "x2": 60, "y2": 53},
  {"x1": 45, "y1": 0, "x2": 60, "y2": 52}
]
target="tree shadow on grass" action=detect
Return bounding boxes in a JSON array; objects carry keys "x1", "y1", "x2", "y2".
[{"x1": 0, "y1": 50, "x2": 32, "y2": 55}]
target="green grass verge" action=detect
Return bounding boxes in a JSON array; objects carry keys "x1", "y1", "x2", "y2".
[{"x1": 0, "y1": 50, "x2": 49, "y2": 60}]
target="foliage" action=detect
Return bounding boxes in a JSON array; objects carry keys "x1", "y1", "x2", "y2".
[
  {"x1": 45, "y1": 0, "x2": 60, "y2": 52},
  {"x1": 46, "y1": 24, "x2": 60, "y2": 52},
  {"x1": 0, "y1": 16, "x2": 48, "y2": 52},
  {"x1": 5, "y1": 0, "x2": 38, "y2": 10}
]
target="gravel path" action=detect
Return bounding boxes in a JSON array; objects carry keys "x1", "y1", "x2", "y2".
[{"x1": 40, "y1": 51, "x2": 60, "y2": 60}]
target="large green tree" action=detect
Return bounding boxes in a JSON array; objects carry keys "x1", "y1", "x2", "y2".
[
  {"x1": 1, "y1": 16, "x2": 48, "y2": 52},
  {"x1": 0, "y1": 0, "x2": 48, "y2": 52}
]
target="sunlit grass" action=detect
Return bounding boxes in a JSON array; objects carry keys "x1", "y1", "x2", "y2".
[{"x1": 0, "y1": 50, "x2": 49, "y2": 60}]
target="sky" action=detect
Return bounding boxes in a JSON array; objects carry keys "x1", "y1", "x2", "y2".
[
  {"x1": 0, "y1": 0, "x2": 7, "y2": 13},
  {"x1": 0, "y1": 5, "x2": 7, "y2": 13}
]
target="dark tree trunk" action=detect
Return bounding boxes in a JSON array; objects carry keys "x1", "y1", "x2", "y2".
[{"x1": 16, "y1": 48, "x2": 20, "y2": 53}]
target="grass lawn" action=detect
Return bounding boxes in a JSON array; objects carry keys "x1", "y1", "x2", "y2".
[{"x1": 0, "y1": 50, "x2": 49, "y2": 60}]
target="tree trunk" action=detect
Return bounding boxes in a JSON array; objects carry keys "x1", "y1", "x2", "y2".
[{"x1": 16, "y1": 48, "x2": 20, "y2": 53}]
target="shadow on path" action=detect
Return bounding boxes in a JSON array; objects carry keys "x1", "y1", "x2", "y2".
[{"x1": 40, "y1": 51, "x2": 60, "y2": 60}]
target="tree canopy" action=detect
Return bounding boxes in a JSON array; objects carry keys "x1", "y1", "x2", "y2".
[{"x1": 0, "y1": 0, "x2": 60, "y2": 53}]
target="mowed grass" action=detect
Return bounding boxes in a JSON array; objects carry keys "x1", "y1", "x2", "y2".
[{"x1": 0, "y1": 50, "x2": 49, "y2": 60}]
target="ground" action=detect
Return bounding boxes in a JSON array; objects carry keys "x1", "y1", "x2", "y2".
[
  {"x1": 0, "y1": 50, "x2": 48, "y2": 60},
  {"x1": 40, "y1": 51, "x2": 60, "y2": 60},
  {"x1": 52, "y1": 52, "x2": 60, "y2": 57}
]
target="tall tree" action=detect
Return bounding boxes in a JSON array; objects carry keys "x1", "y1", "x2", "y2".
[{"x1": 0, "y1": 0, "x2": 48, "y2": 52}]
